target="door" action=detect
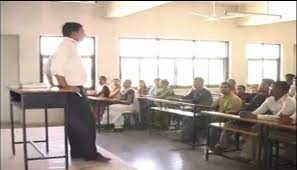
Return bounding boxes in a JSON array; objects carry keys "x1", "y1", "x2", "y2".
[{"x1": 1, "y1": 35, "x2": 20, "y2": 124}]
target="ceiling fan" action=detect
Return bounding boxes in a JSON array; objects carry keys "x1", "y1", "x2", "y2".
[
  {"x1": 188, "y1": 1, "x2": 249, "y2": 22},
  {"x1": 189, "y1": 1, "x2": 282, "y2": 22}
]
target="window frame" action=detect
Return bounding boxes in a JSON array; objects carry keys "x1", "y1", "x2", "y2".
[
  {"x1": 119, "y1": 37, "x2": 229, "y2": 88},
  {"x1": 247, "y1": 43, "x2": 281, "y2": 85},
  {"x1": 39, "y1": 35, "x2": 96, "y2": 90}
]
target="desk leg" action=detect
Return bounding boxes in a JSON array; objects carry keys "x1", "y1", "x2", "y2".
[
  {"x1": 64, "y1": 107, "x2": 69, "y2": 170},
  {"x1": 45, "y1": 108, "x2": 49, "y2": 153},
  {"x1": 22, "y1": 108, "x2": 28, "y2": 170},
  {"x1": 10, "y1": 103, "x2": 15, "y2": 155},
  {"x1": 192, "y1": 112, "x2": 197, "y2": 149},
  {"x1": 107, "y1": 105, "x2": 110, "y2": 125}
]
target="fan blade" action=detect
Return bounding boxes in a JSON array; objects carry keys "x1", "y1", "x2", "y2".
[{"x1": 188, "y1": 12, "x2": 215, "y2": 19}]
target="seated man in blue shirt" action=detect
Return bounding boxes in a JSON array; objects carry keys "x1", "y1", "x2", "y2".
[{"x1": 181, "y1": 77, "x2": 213, "y2": 141}]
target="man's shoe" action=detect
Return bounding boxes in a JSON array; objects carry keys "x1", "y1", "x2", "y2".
[{"x1": 85, "y1": 152, "x2": 111, "y2": 162}]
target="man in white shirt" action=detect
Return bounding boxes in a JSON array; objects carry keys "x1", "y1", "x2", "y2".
[
  {"x1": 239, "y1": 81, "x2": 296, "y2": 162},
  {"x1": 285, "y1": 74, "x2": 296, "y2": 97},
  {"x1": 50, "y1": 22, "x2": 110, "y2": 162},
  {"x1": 43, "y1": 57, "x2": 55, "y2": 87}
]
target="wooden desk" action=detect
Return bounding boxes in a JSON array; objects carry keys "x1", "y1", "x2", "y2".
[
  {"x1": 9, "y1": 87, "x2": 73, "y2": 170},
  {"x1": 87, "y1": 96, "x2": 116, "y2": 129}
]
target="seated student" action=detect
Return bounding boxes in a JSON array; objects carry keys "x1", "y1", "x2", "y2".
[
  {"x1": 153, "y1": 79, "x2": 175, "y2": 129},
  {"x1": 285, "y1": 73, "x2": 296, "y2": 97},
  {"x1": 89, "y1": 76, "x2": 111, "y2": 122},
  {"x1": 181, "y1": 77, "x2": 213, "y2": 141},
  {"x1": 138, "y1": 80, "x2": 149, "y2": 96},
  {"x1": 238, "y1": 81, "x2": 296, "y2": 162},
  {"x1": 109, "y1": 78, "x2": 121, "y2": 99},
  {"x1": 209, "y1": 82, "x2": 243, "y2": 150},
  {"x1": 102, "y1": 79, "x2": 135, "y2": 128},
  {"x1": 236, "y1": 85, "x2": 250, "y2": 102},
  {"x1": 148, "y1": 78, "x2": 161, "y2": 96},
  {"x1": 227, "y1": 79, "x2": 237, "y2": 93},
  {"x1": 156, "y1": 79, "x2": 175, "y2": 99},
  {"x1": 241, "y1": 79, "x2": 274, "y2": 111},
  {"x1": 250, "y1": 84, "x2": 259, "y2": 94}
]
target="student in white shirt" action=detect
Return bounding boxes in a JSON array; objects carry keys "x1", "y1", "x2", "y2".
[
  {"x1": 50, "y1": 22, "x2": 110, "y2": 162},
  {"x1": 239, "y1": 81, "x2": 296, "y2": 162},
  {"x1": 285, "y1": 74, "x2": 296, "y2": 97}
]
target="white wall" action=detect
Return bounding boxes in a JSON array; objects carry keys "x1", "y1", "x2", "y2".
[{"x1": 1, "y1": 1, "x2": 296, "y2": 124}]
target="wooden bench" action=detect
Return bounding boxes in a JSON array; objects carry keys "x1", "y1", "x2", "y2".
[{"x1": 150, "y1": 106, "x2": 207, "y2": 149}]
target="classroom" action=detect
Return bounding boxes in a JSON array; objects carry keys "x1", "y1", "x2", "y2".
[{"x1": 0, "y1": 1, "x2": 296, "y2": 170}]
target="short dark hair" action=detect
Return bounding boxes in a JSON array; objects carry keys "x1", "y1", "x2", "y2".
[
  {"x1": 227, "y1": 79, "x2": 236, "y2": 84},
  {"x1": 113, "y1": 78, "x2": 120, "y2": 82},
  {"x1": 62, "y1": 22, "x2": 82, "y2": 37},
  {"x1": 237, "y1": 85, "x2": 246, "y2": 91},
  {"x1": 273, "y1": 81, "x2": 290, "y2": 93},
  {"x1": 285, "y1": 74, "x2": 296, "y2": 81},
  {"x1": 99, "y1": 76, "x2": 107, "y2": 81},
  {"x1": 221, "y1": 82, "x2": 231, "y2": 88},
  {"x1": 262, "y1": 79, "x2": 274, "y2": 87},
  {"x1": 194, "y1": 77, "x2": 204, "y2": 83}
]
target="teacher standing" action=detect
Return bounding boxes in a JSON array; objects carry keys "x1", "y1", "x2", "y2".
[{"x1": 50, "y1": 22, "x2": 111, "y2": 162}]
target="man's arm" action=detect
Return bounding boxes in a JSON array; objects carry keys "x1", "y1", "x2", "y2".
[{"x1": 46, "y1": 74, "x2": 55, "y2": 87}]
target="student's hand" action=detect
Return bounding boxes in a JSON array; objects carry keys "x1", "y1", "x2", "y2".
[
  {"x1": 278, "y1": 115, "x2": 293, "y2": 125},
  {"x1": 239, "y1": 111, "x2": 257, "y2": 119}
]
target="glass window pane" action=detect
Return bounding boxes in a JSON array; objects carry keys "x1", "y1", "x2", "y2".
[
  {"x1": 263, "y1": 60, "x2": 278, "y2": 81},
  {"x1": 40, "y1": 37, "x2": 63, "y2": 55},
  {"x1": 159, "y1": 40, "x2": 193, "y2": 58},
  {"x1": 81, "y1": 58, "x2": 93, "y2": 88},
  {"x1": 78, "y1": 38, "x2": 95, "y2": 56},
  {"x1": 194, "y1": 59, "x2": 209, "y2": 85},
  {"x1": 248, "y1": 60, "x2": 263, "y2": 84},
  {"x1": 209, "y1": 59, "x2": 224, "y2": 85},
  {"x1": 262, "y1": 44, "x2": 280, "y2": 59},
  {"x1": 121, "y1": 58, "x2": 139, "y2": 86},
  {"x1": 176, "y1": 59, "x2": 193, "y2": 86},
  {"x1": 120, "y1": 39, "x2": 157, "y2": 57},
  {"x1": 246, "y1": 43, "x2": 263, "y2": 59},
  {"x1": 158, "y1": 59, "x2": 175, "y2": 86},
  {"x1": 195, "y1": 41, "x2": 227, "y2": 58},
  {"x1": 139, "y1": 59, "x2": 158, "y2": 86}
]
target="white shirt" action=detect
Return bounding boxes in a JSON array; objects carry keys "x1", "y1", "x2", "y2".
[
  {"x1": 95, "y1": 84, "x2": 111, "y2": 94},
  {"x1": 43, "y1": 57, "x2": 52, "y2": 75},
  {"x1": 50, "y1": 37, "x2": 87, "y2": 86},
  {"x1": 288, "y1": 84, "x2": 296, "y2": 97},
  {"x1": 252, "y1": 94, "x2": 296, "y2": 121}
]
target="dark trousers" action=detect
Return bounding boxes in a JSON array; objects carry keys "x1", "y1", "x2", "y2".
[{"x1": 67, "y1": 86, "x2": 98, "y2": 159}]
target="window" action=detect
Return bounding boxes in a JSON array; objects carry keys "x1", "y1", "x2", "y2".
[
  {"x1": 247, "y1": 43, "x2": 280, "y2": 84},
  {"x1": 40, "y1": 36, "x2": 95, "y2": 89},
  {"x1": 120, "y1": 38, "x2": 229, "y2": 87}
]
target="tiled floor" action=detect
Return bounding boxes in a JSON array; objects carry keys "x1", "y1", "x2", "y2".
[
  {"x1": 1, "y1": 127, "x2": 294, "y2": 170},
  {"x1": 0, "y1": 127, "x2": 135, "y2": 170}
]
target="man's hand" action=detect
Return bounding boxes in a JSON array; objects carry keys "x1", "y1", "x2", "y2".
[
  {"x1": 239, "y1": 111, "x2": 257, "y2": 119},
  {"x1": 64, "y1": 86, "x2": 80, "y2": 93},
  {"x1": 278, "y1": 115, "x2": 293, "y2": 125}
]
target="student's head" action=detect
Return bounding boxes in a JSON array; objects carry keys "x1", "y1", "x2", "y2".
[
  {"x1": 123, "y1": 79, "x2": 132, "y2": 89},
  {"x1": 220, "y1": 82, "x2": 232, "y2": 95},
  {"x1": 259, "y1": 79, "x2": 274, "y2": 93},
  {"x1": 154, "y1": 78, "x2": 161, "y2": 87},
  {"x1": 193, "y1": 77, "x2": 204, "y2": 89},
  {"x1": 236, "y1": 85, "x2": 246, "y2": 94},
  {"x1": 250, "y1": 84, "x2": 259, "y2": 93},
  {"x1": 139, "y1": 80, "x2": 146, "y2": 88},
  {"x1": 285, "y1": 74, "x2": 295, "y2": 85},
  {"x1": 99, "y1": 76, "x2": 107, "y2": 85},
  {"x1": 269, "y1": 81, "x2": 290, "y2": 100},
  {"x1": 62, "y1": 22, "x2": 85, "y2": 42},
  {"x1": 113, "y1": 78, "x2": 121, "y2": 87},
  {"x1": 160, "y1": 79, "x2": 169, "y2": 88},
  {"x1": 227, "y1": 79, "x2": 236, "y2": 90}
]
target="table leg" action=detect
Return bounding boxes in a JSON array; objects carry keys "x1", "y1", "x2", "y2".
[
  {"x1": 64, "y1": 106, "x2": 69, "y2": 170},
  {"x1": 192, "y1": 112, "x2": 197, "y2": 149},
  {"x1": 22, "y1": 108, "x2": 28, "y2": 170},
  {"x1": 45, "y1": 108, "x2": 49, "y2": 153},
  {"x1": 107, "y1": 105, "x2": 110, "y2": 125},
  {"x1": 10, "y1": 103, "x2": 15, "y2": 155}
]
